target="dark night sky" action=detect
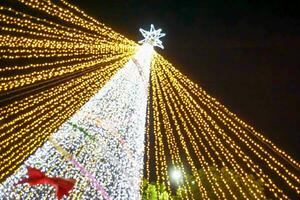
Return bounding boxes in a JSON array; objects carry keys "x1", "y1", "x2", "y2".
[{"x1": 70, "y1": 0, "x2": 300, "y2": 160}]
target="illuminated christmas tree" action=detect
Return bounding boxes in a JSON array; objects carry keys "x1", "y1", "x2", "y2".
[
  {"x1": 0, "y1": 0, "x2": 299, "y2": 199},
  {"x1": 0, "y1": 40, "x2": 155, "y2": 199}
]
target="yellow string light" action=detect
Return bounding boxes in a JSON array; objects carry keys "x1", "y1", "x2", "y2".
[
  {"x1": 157, "y1": 56, "x2": 264, "y2": 199},
  {"x1": 146, "y1": 53, "x2": 299, "y2": 199},
  {"x1": 163, "y1": 58, "x2": 299, "y2": 196},
  {"x1": 1, "y1": 1, "x2": 299, "y2": 199},
  {"x1": 0, "y1": 0, "x2": 137, "y2": 182}
]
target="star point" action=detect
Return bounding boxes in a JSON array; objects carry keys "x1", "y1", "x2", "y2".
[{"x1": 139, "y1": 24, "x2": 165, "y2": 49}]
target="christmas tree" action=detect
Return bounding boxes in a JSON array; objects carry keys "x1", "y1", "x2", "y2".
[{"x1": 0, "y1": 0, "x2": 299, "y2": 199}]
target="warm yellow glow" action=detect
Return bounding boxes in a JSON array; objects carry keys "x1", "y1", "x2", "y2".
[
  {"x1": 1, "y1": 0, "x2": 299, "y2": 199},
  {"x1": 0, "y1": 0, "x2": 137, "y2": 186},
  {"x1": 143, "y1": 53, "x2": 300, "y2": 199}
]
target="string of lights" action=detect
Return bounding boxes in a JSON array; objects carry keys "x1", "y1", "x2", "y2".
[
  {"x1": 163, "y1": 56, "x2": 300, "y2": 196},
  {"x1": 0, "y1": 0, "x2": 137, "y2": 183},
  {"x1": 156, "y1": 56, "x2": 264, "y2": 199},
  {"x1": 0, "y1": 42, "x2": 153, "y2": 199},
  {"x1": 0, "y1": 0, "x2": 299, "y2": 199},
  {"x1": 0, "y1": 58, "x2": 130, "y2": 182},
  {"x1": 144, "y1": 53, "x2": 300, "y2": 199}
]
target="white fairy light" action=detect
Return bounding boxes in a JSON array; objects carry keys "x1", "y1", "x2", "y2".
[
  {"x1": 139, "y1": 24, "x2": 166, "y2": 49},
  {"x1": 0, "y1": 43, "x2": 154, "y2": 199},
  {"x1": 171, "y1": 168, "x2": 183, "y2": 184}
]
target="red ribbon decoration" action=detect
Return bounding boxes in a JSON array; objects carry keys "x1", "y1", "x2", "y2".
[{"x1": 16, "y1": 166, "x2": 76, "y2": 200}]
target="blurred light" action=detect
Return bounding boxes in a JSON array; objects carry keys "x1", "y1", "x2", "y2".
[{"x1": 171, "y1": 168, "x2": 182, "y2": 183}]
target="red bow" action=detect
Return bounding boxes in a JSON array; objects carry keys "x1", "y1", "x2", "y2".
[{"x1": 17, "y1": 166, "x2": 76, "y2": 200}]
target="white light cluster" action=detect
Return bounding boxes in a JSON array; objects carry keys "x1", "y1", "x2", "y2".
[
  {"x1": 171, "y1": 168, "x2": 183, "y2": 183},
  {"x1": 0, "y1": 43, "x2": 154, "y2": 199}
]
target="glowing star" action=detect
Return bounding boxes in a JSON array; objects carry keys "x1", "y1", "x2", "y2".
[{"x1": 139, "y1": 24, "x2": 166, "y2": 49}]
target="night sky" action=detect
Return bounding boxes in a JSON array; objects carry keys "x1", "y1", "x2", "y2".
[{"x1": 70, "y1": 0, "x2": 300, "y2": 161}]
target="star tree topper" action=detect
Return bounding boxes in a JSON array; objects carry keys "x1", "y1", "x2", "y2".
[{"x1": 139, "y1": 24, "x2": 166, "y2": 49}]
